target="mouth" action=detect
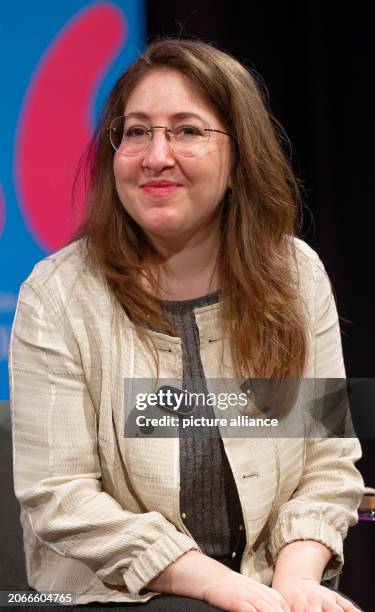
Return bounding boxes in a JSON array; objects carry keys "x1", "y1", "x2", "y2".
[{"x1": 140, "y1": 183, "x2": 182, "y2": 197}]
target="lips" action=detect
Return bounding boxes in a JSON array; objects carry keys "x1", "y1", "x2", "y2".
[{"x1": 140, "y1": 181, "x2": 182, "y2": 197}]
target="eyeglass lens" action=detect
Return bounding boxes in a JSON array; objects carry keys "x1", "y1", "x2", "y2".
[{"x1": 109, "y1": 116, "x2": 210, "y2": 157}]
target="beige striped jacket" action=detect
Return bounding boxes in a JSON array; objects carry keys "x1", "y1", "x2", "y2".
[{"x1": 9, "y1": 238, "x2": 364, "y2": 605}]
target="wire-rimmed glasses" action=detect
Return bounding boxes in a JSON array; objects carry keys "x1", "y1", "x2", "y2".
[{"x1": 107, "y1": 115, "x2": 231, "y2": 157}]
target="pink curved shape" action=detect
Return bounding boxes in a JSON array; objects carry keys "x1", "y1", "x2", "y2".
[
  {"x1": 16, "y1": 3, "x2": 127, "y2": 252},
  {"x1": 0, "y1": 185, "x2": 4, "y2": 237}
]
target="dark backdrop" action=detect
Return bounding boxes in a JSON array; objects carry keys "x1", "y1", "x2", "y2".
[{"x1": 147, "y1": 2, "x2": 374, "y2": 609}]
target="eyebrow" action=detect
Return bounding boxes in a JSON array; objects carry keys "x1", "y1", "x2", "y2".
[{"x1": 124, "y1": 111, "x2": 205, "y2": 121}]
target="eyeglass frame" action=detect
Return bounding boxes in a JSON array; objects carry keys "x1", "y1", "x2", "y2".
[{"x1": 106, "y1": 114, "x2": 232, "y2": 156}]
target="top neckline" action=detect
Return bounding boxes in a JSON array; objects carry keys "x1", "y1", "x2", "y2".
[{"x1": 162, "y1": 289, "x2": 220, "y2": 309}]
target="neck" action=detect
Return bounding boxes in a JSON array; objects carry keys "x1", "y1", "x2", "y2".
[{"x1": 144, "y1": 224, "x2": 221, "y2": 300}]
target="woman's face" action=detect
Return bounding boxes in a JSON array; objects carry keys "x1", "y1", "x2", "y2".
[{"x1": 113, "y1": 68, "x2": 232, "y2": 245}]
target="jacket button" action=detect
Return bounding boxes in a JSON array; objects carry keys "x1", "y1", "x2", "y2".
[
  {"x1": 231, "y1": 552, "x2": 237, "y2": 558},
  {"x1": 239, "y1": 524, "x2": 244, "y2": 531},
  {"x1": 181, "y1": 512, "x2": 187, "y2": 520}
]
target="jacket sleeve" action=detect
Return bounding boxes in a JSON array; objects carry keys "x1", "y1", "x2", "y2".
[
  {"x1": 268, "y1": 256, "x2": 365, "y2": 581},
  {"x1": 10, "y1": 281, "x2": 199, "y2": 596}
]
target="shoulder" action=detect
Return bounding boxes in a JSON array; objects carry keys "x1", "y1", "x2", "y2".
[
  {"x1": 288, "y1": 236, "x2": 330, "y2": 291},
  {"x1": 24, "y1": 239, "x2": 94, "y2": 287},
  {"x1": 19, "y1": 239, "x2": 111, "y2": 318},
  {"x1": 288, "y1": 236, "x2": 337, "y2": 320},
  {"x1": 289, "y1": 237, "x2": 340, "y2": 341},
  {"x1": 25, "y1": 239, "x2": 105, "y2": 291},
  {"x1": 290, "y1": 236, "x2": 324, "y2": 273}
]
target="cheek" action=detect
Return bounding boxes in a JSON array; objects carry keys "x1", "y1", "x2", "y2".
[
  {"x1": 193, "y1": 164, "x2": 230, "y2": 204},
  {"x1": 113, "y1": 158, "x2": 139, "y2": 219},
  {"x1": 113, "y1": 155, "x2": 137, "y2": 190},
  {"x1": 192, "y1": 150, "x2": 231, "y2": 194}
]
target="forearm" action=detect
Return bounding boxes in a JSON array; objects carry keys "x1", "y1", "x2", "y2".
[
  {"x1": 272, "y1": 540, "x2": 332, "y2": 585},
  {"x1": 147, "y1": 550, "x2": 231, "y2": 598}
]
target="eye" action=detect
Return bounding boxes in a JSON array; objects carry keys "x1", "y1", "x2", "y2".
[
  {"x1": 174, "y1": 124, "x2": 204, "y2": 138},
  {"x1": 124, "y1": 125, "x2": 148, "y2": 139}
]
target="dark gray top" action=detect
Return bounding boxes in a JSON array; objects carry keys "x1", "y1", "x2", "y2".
[{"x1": 162, "y1": 291, "x2": 246, "y2": 562}]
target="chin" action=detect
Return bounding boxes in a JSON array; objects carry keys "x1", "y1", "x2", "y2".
[
  {"x1": 141, "y1": 214, "x2": 187, "y2": 237},
  {"x1": 146, "y1": 224, "x2": 185, "y2": 238}
]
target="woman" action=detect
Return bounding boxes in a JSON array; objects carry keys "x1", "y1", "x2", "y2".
[{"x1": 10, "y1": 39, "x2": 364, "y2": 611}]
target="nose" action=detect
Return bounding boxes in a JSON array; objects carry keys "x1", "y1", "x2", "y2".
[{"x1": 142, "y1": 128, "x2": 176, "y2": 172}]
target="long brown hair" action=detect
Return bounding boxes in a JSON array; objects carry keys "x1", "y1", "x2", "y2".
[{"x1": 73, "y1": 38, "x2": 307, "y2": 379}]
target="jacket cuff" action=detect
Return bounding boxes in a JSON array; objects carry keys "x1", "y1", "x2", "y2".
[
  {"x1": 122, "y1": 532, "x2": 199, "y2": 595},
  {"x1": 268, "y1": 515, "x2": 344, "y2": 581}
]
